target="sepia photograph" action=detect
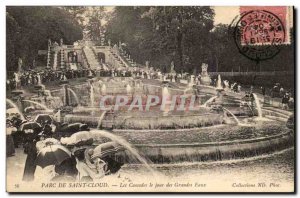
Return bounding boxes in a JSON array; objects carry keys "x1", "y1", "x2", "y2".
[{"x1": 5, "y1": 5, "x2": 295, "y2": 193}]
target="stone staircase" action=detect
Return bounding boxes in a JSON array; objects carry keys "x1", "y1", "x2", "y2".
[
  {"x1": 109, "y1": 48, "x2": 132, "y2": 68},
  {"x1": 83, "y1": 46, "x2": 101, "y2": 69},
  {"x1": 83, "y1": 45, "x2": 136, "y2": 70}
]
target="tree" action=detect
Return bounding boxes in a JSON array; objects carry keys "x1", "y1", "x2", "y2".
[
  {"x1": 63, "y1": 6, "x2": 86, "y2": 26},
  {"x1": 105, "y1": 6, "x2": 215, "y2": 73},
  {"x1": 105, "y1": 6, "x2": 294, "y2": 76},
  {"x1": 85, "y1": 7, "x2": 106, "y2": 42},
  {"x1": 6, "y1": 12, "x2": 20, "y2": 73},
  {"x1": 211, "y1": 24, "x2": 294, "y2": 73},
  {"x1": 6, "y1": 6, "x2": 83, "y2": 73}
]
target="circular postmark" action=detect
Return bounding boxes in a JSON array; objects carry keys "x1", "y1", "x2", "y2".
[{"x1": 233, "y1": 10, "x2": 286, "y2": 62}]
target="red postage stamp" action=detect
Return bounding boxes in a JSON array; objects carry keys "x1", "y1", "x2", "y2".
[
  {"x1": 232, "y1": 6, "x2": 293, "y2": 61},
  {"x1": 238, "y1": 6, "x2": 292, "y2": 45}
]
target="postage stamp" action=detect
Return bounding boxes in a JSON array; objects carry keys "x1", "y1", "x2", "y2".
[{"x1": 232, "y1": 6, "x2": 293, "y2": 61}]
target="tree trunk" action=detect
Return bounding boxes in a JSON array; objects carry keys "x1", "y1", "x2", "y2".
[{"x1": 177, "y1": 8, "x2": 183, "y2": 72}]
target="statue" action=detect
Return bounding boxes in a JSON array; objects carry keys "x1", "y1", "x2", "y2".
[
  {"x1": 113, "y1": 44, "x2": 118, "y2": 50},
  {"x1": 188, "y1": 75, "x2": 195, "y2": 87},
  {"x1": 14, "y1": 72, "x2": 20, "y2": 89},
  {"x1": 32, "y1": 59, "x2": 36, "y2": 68},
  {"x1": 145, "y1": 61, "x2": 149, "y2": 69},
  {"x1": 60, "y1": 38, "x2": 63, "y2": 46},
  {"x1": 48, "y1": 39, "x2": 51, "y2": 47},
  {"x1": 37, "y1": 73, "x2": 42, "y2": 85},
  {"x1": 201, "y1": 63, "x2": 208, "y2": 75},
  {"x1": 200, "y1": 63, "x2": 212, "y2": 86},
  {"x1": 53, "y1": 41, "x2": 59, "y2": 51},
  {"x1": 170, "y1": 61, "x2": 175, "y2": 73},
  {"x1": 18, "y1": 58, "x2": 23, "y2": 73}
]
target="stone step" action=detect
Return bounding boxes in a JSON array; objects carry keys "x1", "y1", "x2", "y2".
[
  {"x1": 262, "y1": 109, "x2": 290, "y2": 119},
  {"x1": 264, "y1": 115, "x2": 288, "y2": 122},
  {"x1": 262, "y1": 107, "x2": 292, "y2": 117}
]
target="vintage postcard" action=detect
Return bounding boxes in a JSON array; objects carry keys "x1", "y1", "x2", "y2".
[{"x1": 6, "y1": 6, "x2": 295, "y2": 193}]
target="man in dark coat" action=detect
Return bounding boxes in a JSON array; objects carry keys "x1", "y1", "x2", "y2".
[{"x1": 22, "y1": 133, "x2": 38, "y2": 181}]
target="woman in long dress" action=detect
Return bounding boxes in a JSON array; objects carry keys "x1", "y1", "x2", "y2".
[
  {"x1": 6, "y1": 121, "x2": 16, "y2": 157},
  {"x1": 22, "y1": 133, "x2": 38, "y2": 181}
]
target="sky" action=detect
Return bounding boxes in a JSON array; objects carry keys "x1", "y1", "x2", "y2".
[{"x1": 213, "y1": 6, "x2": 240, "y2": 25}]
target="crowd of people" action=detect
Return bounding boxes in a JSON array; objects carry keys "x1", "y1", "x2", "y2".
[
  {"x1": 263, "y1": 83, "x2": 294, "y2": 110},
  {"x1": 7, "y1": 64, "x2": 295, "y2": 112},
  {"x1": 7, "y1": 66, "x2": 195, "y2": 91},
  {"x1": 6, "y1": 112, "x2": 123, "y2": 182}
]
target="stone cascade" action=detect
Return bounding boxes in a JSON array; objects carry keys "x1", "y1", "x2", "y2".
[
  {"x1": 109, "y1": 47, "x2": 133, "y2": 68},
  {"x1": 83, "y1": 46, "x2": 101, "y2": 69},
  {"x1": 53, "y1": 52, "x2": 58, "y2": 70},
  {"x1": 91, "y1": 47, "x2": 108, "y2": 70}
]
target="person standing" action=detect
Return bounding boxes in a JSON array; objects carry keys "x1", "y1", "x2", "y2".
[
  {"x1": 6, "y1": 120, "x2": 16, "y2": 157},
  {"x1": 280, "y1": 87, "x2": 285, "y2": 97},
  {"x1": 282, "y1": 93, "x2": 290, "y2": 110},
  {"x1": 250, "y1": 85, "x2": 254, "y2": 94},
  {"x1": 288, "y1": 96, "x2": 294, "y2": 110},
  {"x1": 174, "y1": 75, "x2": 178, "y2": 83},
  {"x1": 261, "y1": 86, "x2": 266, "y2": 96},
  {"x1": 237, "y1": 84, "x2": 241, "y2": 93},
  {"x1": 22, "y1": 133, "x2": 38, "y2": 181},
  {"x1": 41, "y1": 122, "x2": 53, "y2": 138}
]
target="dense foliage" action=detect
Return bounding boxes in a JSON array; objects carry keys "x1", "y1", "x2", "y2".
[
  {"x1": 6, "y1": 6, "x2": 83, "y2": 72},
  {"x1": 105, "y1": 6, "x2": 294, "y2": 73},
  {"x1": 211, "y1": 24, "x2": 294, "y2": 72}
]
